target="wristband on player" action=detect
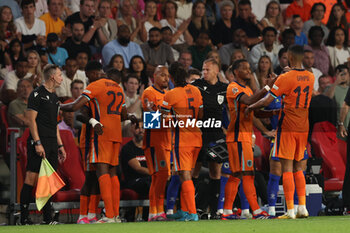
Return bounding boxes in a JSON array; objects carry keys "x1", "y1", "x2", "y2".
[
  {"x1": 89, "y1": 118, "x2": 102, "y2": 127},
  {"x1": 264, "y1": 85, "x2": 270, "y2": 92}
]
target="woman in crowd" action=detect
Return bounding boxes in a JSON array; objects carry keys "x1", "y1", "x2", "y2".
[
  {"x1": 253, "y1": 55, "x2": 274, "y2": 89},
  {"x1": 260, "y1": 1, "x2": 284, "y2": 33},
  {"x1": 107, "y1": 54, "x2": 126, "y2": 73},
  {"x1": 326, "y1": 27, "x2": 350, "y2": 70},
  {"x1": 27, "y1": 50, "x2": 42, "y2": 88},
  {"x1": 326, "y1": 3, "x2": 348, "y2": 32},
  {"x1": 160, "y1": 0, "x2": 193, "y2": 46},
  {"x1": 6, "y1": 38, "x2": 25, "y2": 70},
  {"x1": 0, "y1": 6, "x2": 18, "y2": 51},
  {"x1": 188, "y1": 1, "x2": 210, "y2": 42},
  {"x1": 128, "y1": 55, "x2": 151, "y2": 90},
  {"x1": 140, "y1": 0, "x2": 162, "y2": 42}
]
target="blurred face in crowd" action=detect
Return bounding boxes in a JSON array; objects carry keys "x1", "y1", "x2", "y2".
[
  {"x1": 337, "y1": 68, "x2": 349, "y2": 85},
  {"x1": 266, "y1": 2, "x2": 279, "y2": 18},
  {"x1": 149, "y1": 30, "x2": 162, "y2": 48},
  {"x1": 291, "y1": 16, "x2": 303, "y2": 30},
  {"x1": 232, "y1": 28, "x2": 247, "y2": 46},
  {"x1": 282, "y1": 32, "x2": 295, "y2": 49},
  {"x1": 112, "y1": 56, "x2": 124, "y2": 71},
  {"x1": 17, "y1": 79, "x2": 33, "y2": 100},
  {"x1": 117, "y1": 25, "x2": 131, "y2": 46},
  {"x1": 221, "y1": 5, "x2": 233, "y2": 20},
  {"x1": 263, "y1": 30, "x2": 277, "y2": 47},
  {"x1": 72, "y1": 22, "x2": 85, "y2": 42},
  {"x1": 145, "y1": 1, "x2": 157, "y2": 17},
  {"x1": 234, "y1": 61, "x2": 251, "y2": 81},
  {"x1": 71, "y1": 82, "x2": 84, "y2": 99},
  {"x1": 62, "y1": 111, "x2": 75, "y2": 127},
  {"x1": 186, "y1": 73, "x2": 200, "y2": 83},
  {"x1": 76, "y1": 52, "x2": 88, "y2": 70},
  {"x1": 121, "y1": 0, "x2": 132, "y2": 16},
  {"x1": 179, "y1": 52, "x2": 192, "y2": 70},
  {"x1": 310, "y1": 30, "x2": 323, "y2": 46},
  {"x1": 238, "y1": 4, "x2": 251, "y2": 20},
  {"x1": 258, "y1": 57, "x2": 271, "y2": 73},
  {"x1": 312, "y1": 5, "x2": 325, "y2": 21},
  {"x1": 27, "y1": 52, "x2": 39, "y2": 69},
  {"x1": 80, "y1": 0, "x2": 95, "y2": 18},
  {"x1": 202, "y1": 61, "x2": 219, "y2": 82},
  {"x1": 22, "y1": 3, "x2": 35, "y2": 18},
  {"x1": 40, "y1": 54, "x2": 48, "y2": 68},
  {"x1": 335, "y1": 28, "x2": 345, "y2": 46},
  {"x1": 125, "y1": 77, "x2": 140, "y2": 95},
  {"x1": 165, "y1": 2, "x2": 176, "y2": 18},
  {"x1": 196, "y1": 32, "x2": 210, "y2": 49},
  {"x1": 279, "y1": 52, "x2": 288, "y2": 68},
  {"x1": 161, "y1": 29, "x2": 173, "y2": 44},
  {"x1": 1, "y1": 7, "x2": 13, "y2": 23},
  {"x1": 11, "y1": 41, "x2": 21, "y2": 54},
  {"x1": 194, "y1": 2, "x2": 205, "y2": 17},
  {"x1": 51, "y1": 68, "x2": 63, "y2": 87},
  {"x1": 302, "y1": 51, "x2": 315, "y2": 68},
  {"x1": 132, "y1": 121, "x2": 144, "y2": 142},
  {"x1": 65, "y1": 59, "x2": 78, "y2": 78},
  {"x1": 332, "y1": 5, "x2": 344, "y2": 20},
  {"x1": 318, "y1": 76, "x2": 331, "y2": 92},
  {"x1": 48, "y1": 0, "x2": 63, "y2": 18},
  {"x1": 86, "y1": 68, "x2": 103, "y2": 83},
  {"x1": 131, "y1": 57, "x2": 144, "y2": 73},
  {"x1": 231, "y1": 50, "x2": 245, "y2": 64},
  {"x1": 154, "y1": 66, "x2": 169, "y2": 89},
  {"x1": 225, "y1": 68, "x2": 235, "y2": 83},
  {"x1": 208, "y1": 51, "x2": 220, "y2": 64},
  {"x1": 99, "y1": 1, "x2": 111, "y2": 18},
  {"x1": 47, "y1": 40, "x2": 58, "y2": 51},
  {"x1": 15, "y1": 61, "x2": 29, "y2": 79}
]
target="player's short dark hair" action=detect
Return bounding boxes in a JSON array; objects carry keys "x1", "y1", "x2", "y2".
[
  {"x1": 173, "y1": 67, "x2": 188, "y2": 87},
  {"x1": 149, "y1": 27, "x2": 161, "y2": 34},
  {"x1": 232, "y1": 59, "x2": 248, "y2": 71},
  {"x1": 21, "y1": 0, "x2": 35, "y2": 8},
  {"x1": 335, "y1": 64, "x2": 350, "y2": 73},
  {"x1": 161, "y1": 26, "x2": 172, "y2": 33},
  {"x1": 278, "y1": 47, "x2": 288, "y2": 58},
  {"x1": 65, "y1": 56, "x2": 77, "y2": 63},
  {"x1": 85, "y1": 61, "x2": 102, "y2": 72},
  {"x1": 288, "y1": 45, "x2": 304, "y2": 58},
  {"x1": 188, "y1": 68, "x2": 201, "y2": 76},
  {"x1": 106, "y1": 68, "x2": 123, "y2": 84},
  {"x1": 308, "y1": 26, "x2": 325, "y2": 39},
  {"x1": 262, "y1": 27, "x2": 277, "y2": 36},
  {"x1": 169, "y1": 61, "x2": 184, "y2": 78},
  {"x1": 238, "y1": 0, "x2": 251, "y2": 7},
  {"x1": 70, "y1": 79, "x2": 84, "y2": 89}
]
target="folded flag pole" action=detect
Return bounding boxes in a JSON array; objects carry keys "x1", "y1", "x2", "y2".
[{"x1": 35, "y1": 158, "x2": 65, "y2": 211}]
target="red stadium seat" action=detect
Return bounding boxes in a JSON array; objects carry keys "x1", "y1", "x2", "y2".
[
  {"x1": 311, "y1": 121, "x2": 345, "y2": 191},
  {"x1": 253, "y1": 127, "x2": 271, "y2": 172},
  {"x1": 0, "y1": 105, "x2": 8, "y2": 155},
  {"x1": 337, "y1": 138, "x2": 347, "y2": 164}
]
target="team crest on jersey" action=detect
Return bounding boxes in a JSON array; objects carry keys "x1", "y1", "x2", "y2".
[
  {"x1": 247, "y1": 160, "x2": 253, "y2": 167},
  {"x1": 232, "y1": 88, "x2": 239, "y2": 94},
  {"x1": 217, "y1": 95, "x2": 224, "y2": 104},
  {"x1": 160, "y1": 160, "x2": 166, "y2": 168}
]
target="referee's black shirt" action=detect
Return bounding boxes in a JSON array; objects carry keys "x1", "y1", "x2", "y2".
[
  {"x1": 192, "y1": 78, "x2": 227, "y2": 143},
  {"x1": 27, "y1": 85, "x2": 60, "y2": 139}
]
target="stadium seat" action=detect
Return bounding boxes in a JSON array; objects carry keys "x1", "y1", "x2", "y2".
[
  {"x1": 337, "y1": 138, "x2": 347, "y2": 164},
  {"x1": 53, "y1": 130, "x2": 85, "y2": 202},
  {"x1": 311, "y1": 121, "x2": 345, "y2": 191},
  {"x1": 253, "y1": 127, "x2": 271, "y2": 172},
  {"x1": 0, "y1": 105, "x2": 8, "y2": 155}
]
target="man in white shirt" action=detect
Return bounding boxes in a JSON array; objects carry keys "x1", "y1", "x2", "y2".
[
  {"x1": 1, "y1": 58, "x2": 32, "y2": 105},
  {"x1": 303, "y1": 49, "x2": 323, "y2": 91},
  {"x1": 248, "y1": 27, "x2": 282, "y2": 71},
  {"x1": 15, "y1": 0, "x2": 46, "y2": 50}
]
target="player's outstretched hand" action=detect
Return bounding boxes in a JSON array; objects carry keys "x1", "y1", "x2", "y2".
[
  {"x1": 94, "y1": 123, "x2": 104, "y2": 135},
  {"x1": 339, "y1": 125, "x2": 348, "y2": 138}
]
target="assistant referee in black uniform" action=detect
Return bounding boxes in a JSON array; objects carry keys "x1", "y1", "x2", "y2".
[
  {"x1": 20, "y1": 64, "x2": 66, "y2": 225},
  {"x1": 192, "y1": 58, "x2": 228, "y2": 219}
]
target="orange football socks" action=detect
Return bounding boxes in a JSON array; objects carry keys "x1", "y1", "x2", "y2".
[
  {"x1": 283, "y1": 172, "x2": 295, "y2": 210},
  {"x1": 98, "y1": 174, "x2": 114, "y2": 218},
  {"x1": 79, "y1": 195, "x2": 89, "y2": 216},
  {"x1": 88, "y1": 194, "x2": 100, "y2": 214},
  {"x1": 181, "y1": 180, "x2": 196, "y2": 214},
  {"x1": 149, "y1": 174, "x2": 157, "y2": 215},
  {"x1": 111, "y1": 176, "x2": 120, "y2": 216},
  {"x1": 294, "y1": 171, "x2": 306, "y2": 205},
  {"x1": 242, "y1": 175, "x2": 260, "y2": 212},
  {"x1": 155, "y1": 171, "x2": 168, "y2": 214},
  {"x1": 223, "y1": 176, "x2": 240, "y2": 211}
]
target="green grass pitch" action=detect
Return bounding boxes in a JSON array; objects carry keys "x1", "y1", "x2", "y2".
[{"x1": 0, "y1": 216, "x2": 349, "y2": 233}]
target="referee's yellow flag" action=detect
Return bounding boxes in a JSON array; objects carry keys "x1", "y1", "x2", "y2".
[{"x1": 35, "y1": 158, "x2": 65, "y2": 211}]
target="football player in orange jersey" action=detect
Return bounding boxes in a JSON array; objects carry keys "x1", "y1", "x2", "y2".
[
  {"x1": 161, "y1": 67, "x2": 203, "y2": 221},
  {"x1": 223, "y1": 59, "x2": 274, "y2": 220},
  {"x1": 246, "y1": 45, "x2": 314, "y2": 219},
  {"x1": 61, "y1": 68, "x2": 137, "y2": 223},
  {"x1": 141, "y1": 66, "x2": 171, "y2": 221}
]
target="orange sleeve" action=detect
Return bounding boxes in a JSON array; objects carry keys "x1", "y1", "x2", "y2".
[
  {"x1": 141, "y1": 89, "x2": 155, "y2": 111},
  {"x1": 161, "y1": 91, "x2": 173, "y2": 112},
  {"x1": 82, "y1": 80, "x2": 103, "y2": 101},
  {"x1": 227, "y1": 82, "x2": 245, "y2": 102},
  {"x1": 270, "y1": 73, "x2": 291, "y2": 98}
]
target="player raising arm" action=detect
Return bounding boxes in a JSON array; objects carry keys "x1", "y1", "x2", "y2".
[{"x1": 246, "y1": 45, "x2": 314, "y2": 219}]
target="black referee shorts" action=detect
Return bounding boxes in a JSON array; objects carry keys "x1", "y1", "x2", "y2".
[{"x1": 26, "y1": 138, "x2": 58, "y2": 173}]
